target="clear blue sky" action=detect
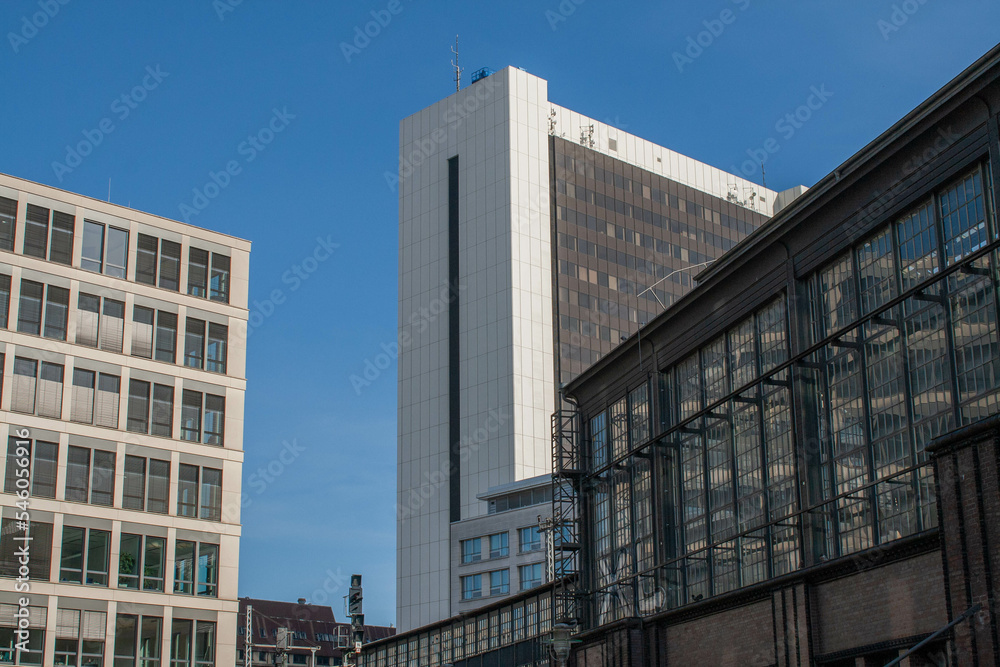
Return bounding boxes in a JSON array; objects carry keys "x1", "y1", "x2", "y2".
[{"x1": 2, "y1": 0, "x2": 997, "y2": 627}]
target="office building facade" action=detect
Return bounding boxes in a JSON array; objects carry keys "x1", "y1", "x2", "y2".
[
  {"x1": 0, "y1": 173, "x2": 249, "y2": 666},
  {"x1": 370, "y1": 41, "x2": 1000, "y2": 667},
  {"x1": 397, "y1": 66, "x2": 803, "y2": 629},
  {"x1": 554, "y1": 44, "x2": 1000, "y2": 665}
]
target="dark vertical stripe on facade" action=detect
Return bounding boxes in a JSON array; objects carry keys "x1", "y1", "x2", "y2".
[
  {"x1": 548, "y1": 136, "x2": 563, "y2": 400},
  {"x1": 448, "y1": 156, "x2": 461, "y2": 523}
]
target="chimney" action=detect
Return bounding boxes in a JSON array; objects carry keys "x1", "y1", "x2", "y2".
[{"x1": 298, "y1": 598, "x2": 306, "y2": 605}]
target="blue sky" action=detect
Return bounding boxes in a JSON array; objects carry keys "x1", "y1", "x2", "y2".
[{"x1": 1, "y1": 0, "x2": 997, "y2": 627}]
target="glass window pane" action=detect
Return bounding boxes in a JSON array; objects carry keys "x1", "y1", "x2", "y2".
[
  {"x1": 144, "y1": 537, "x2": 165, "y2": 592},
  {"x1": 159, "y1": 240, "x2": 181, "y2": 291},
  {"x1": 174, "y1": 540, "x2": 195, "y2": 594},
  {"x1": 197, "y1": 543, "x2": 219, "y2": 597},
  {"x1": 188, "y1": 248, "x2": 209, "y2": 297},
  {"x1": 118, "y1": 533, "x2": 142, "y2": 589},
  {"x1": 91, "y1": 450, "x2": 116, "y2": 506},
  {"x1": 82, "y1": 221, "x2": 104, "y2": 273},
  {"x1": 177, "y1": 464, "x2": 198, "y2": 517},
  {"x1": 105, "y1": 227, "x2": 128, "y2": 278}
]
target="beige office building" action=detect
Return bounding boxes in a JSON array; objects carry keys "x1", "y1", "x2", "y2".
[{"x1": 0, "y1": 173, "x2": 249, "y2": 666}]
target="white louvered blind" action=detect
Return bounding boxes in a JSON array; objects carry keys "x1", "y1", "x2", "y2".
[
  {"x1": 11, "y1": 358, "x2": 37, "y2": 414},
  {"x1": 94, "y1": 373, "x2": 120, "y2": 428},
  {"x1": 71, "y1": 369, "x2": 96, "y2": 423},
  {"x1": 132, "y1": 306, "x2": 154, "y2": 358},
  {"x1": 36, "y1": 362, "x2": 63, "y2": 418},
  {"x1": 82, "y1": 610, "x2": 107, "y2": 640},
  {"x1": 56, "y1": 609, "x2": 80, "y2": 638},
  {"x1": 99, "y1": 299, "x2": 124, "y2": 352},
  {"x1": 76, "y1": 293, "x2": 100, "y2": 347}
]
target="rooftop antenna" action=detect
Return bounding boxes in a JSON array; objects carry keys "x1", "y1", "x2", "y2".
[
  {"x1": 107, "y1": 178, "x2": 111, "y2": 203},
  {"x1": 761, "y1": 162, "x2": 767, "y2": 190},
  {"x1": 450, "y1": 35, "x2": 462, "y2": 92}
]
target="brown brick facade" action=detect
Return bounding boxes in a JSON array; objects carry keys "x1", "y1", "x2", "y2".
[{"x1": 928, "y1": 417, "x2": 1000, "y2": 666}]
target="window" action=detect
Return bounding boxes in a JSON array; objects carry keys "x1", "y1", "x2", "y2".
[
  {"x1": 50, "y1": 211, "x2": 75, "y2": 265},
  {"x1": 181, "y1": 390, "x2": 225, "y2": 445},
  {"x1": 59, "y1": 526, "x2": 110, "y2": 586},
  {"x1": 100, "y1": 298, "x2": 125, "y2": 352},
  {"x1": 148, "y1": 459, "x2": 171, "y2": 513},
  {"x1": 11, "y1": 358, "x2": 38, "y2": 414},
  {"x1": 37, "y1": 361, "x2": 63, "y2": 418},
  {"x1": 81, "y1": 220, "x2": 128, "y2": 277},
  {"x1": 188, "y1": 248, "x2": 209, "y2": 297},
  {"x1": 0, "y1": 274, "x2": 10, "y2": 328},
  {"x1": 136, "y1": 234, "x2": 158, "y2": 285},
  {"x1": 181, "y1": 391, "x2": 202, "y2": 442},
  {"x1": 185, "y1": 318, "x2": 206, "y2": 368},
  {"x1": 75, "y1": 292, "x2": 124, "y2": 351},
  {"x1": 126, "y1": 380, "x2": 174, "y2": 437},
  {"x1": 43, "y1": 285, "x2": 69, "y2": 340},
  {"x1": 121, "y1": 454, "x2": 170, "y2": 513},
  {"x1": 206, "y1": 322, "x2": 228, "y2": 373},
  {"x1": 178, "y1": 464, "x2": 199, "y2": 517},
  {"x1": 147, "y1": 384, "x2": 174, "y2": 437},
  {"x1": 113, "y1": 614, "x2": 162, "y2": 667},
  {"x1": 70, "y1": 368, "x2": 96, "y2": 423},
  {"x1": 118, "y1": 534, "x2": 165, "y2": 592},
  {"x1": 0, "y1": 611, "x2": 45, "y2": 664},
  {"x1": 519, "y1": 526, "x2": 542, "y2": 553},
  {"x1": 19, "y1": 280, "x2": 68, "y2": 339},
  {"x1": 174, "y1": 541, "x2": 218, "y2": 597},
  {"x1": 0, "y1": 196, "x2": 15, "y2": 251},
  {"x1": 23, "y1": 204, "x2": 49, "y2": 259},
  {"x1": 0, "y1": 518, "x2": 53, "y2": 580},
  {"x1": 172, "y1": 620, "x2": 216, "y2": 666},
  {"x1": 16, "y1": 279, "x2": 42, "y2": 334},
  {"x1": 177, "y1": 464, "x2": 222, "y2": 520},
  {"x1": 123, "y1": 455, "x2": 147, "y2": 509},
  {"x1": 65, "y1": 446, "x2": 115, "y2": 506},
  {"x1": 95, "y1": 372, "x2": 121, "y2": 428},
  {"x1": 155, "y1": 311, "x2": 177, "y2": 362},
  {"x1": 132, "y1": 305, "x2": 155, "y2": 358},
  {"x1": 9, "y1": 357, "x2": 62, "y2": 418},
  {"x1": 53, "y1": 609, "x2": 106, "y2": 667},
  {"x1": 159, "y1": 240, "x2": 181, "y2": 291},
  {"x1": 519, "y1": 563, "x2": 542, "y2": 590},
  {"x1": 76, "y1": 293, "x2": 100, "y2": 346},
  {"x1": 461, "y1": 574, "x2": 482, "y2": 600},
  {"x1": 200, "y1": 467, "x2": 223, "y2": 521},
  {"x1": 81, "y1": 221, "x2": 104, "y2": 273},
  {"x1": 489, "y1": 532, "x2": 509, "y2": 559},
  {"x1": 461, "y1": 537, "x2": 481, "y2": 564},
  {"x1": 204, "y1": 394, "x2": 225, "y2": 445},
  {"x1": 197, "y1": 543, "x2": 219, "y2": 596},
  {"x1": 489, "y1": 569, "x2": 509, "y2": 596},
  {"x1": 4, "y1": 437, "x2": 57, "y2": 499},
  {"x1": 210, "y1": 253, "x2": 230, "y2": 303}
]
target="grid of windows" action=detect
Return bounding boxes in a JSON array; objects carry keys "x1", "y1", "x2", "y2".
[
  {"x1": 553, "y1": 138, "x2": 767, "y2": 384},
  {"x1": 576, "y1": 162, "x2": 1000, "y2": 625}
]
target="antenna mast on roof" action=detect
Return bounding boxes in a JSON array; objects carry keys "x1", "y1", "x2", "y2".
[{"x1": 451, "y1": 35, "x2": 462, "y2": 92}]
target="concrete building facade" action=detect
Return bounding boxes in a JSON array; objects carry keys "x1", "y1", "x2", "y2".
[
  {"x1": 0, "y1": 173, "x2": 249, "y2": 666},
  {"x1": 396, "y1": 66, "x2": 805, "y2": 630}
]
